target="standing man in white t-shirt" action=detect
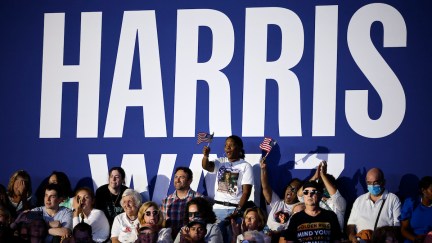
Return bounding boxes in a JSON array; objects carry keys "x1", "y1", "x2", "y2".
[{"x1": 260, "y1": 158, "x2": 301, "y2": 235}]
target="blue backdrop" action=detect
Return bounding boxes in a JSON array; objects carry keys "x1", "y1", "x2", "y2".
[{"x1": 1, "y1": 0, "x2": 431, "y2": 206}]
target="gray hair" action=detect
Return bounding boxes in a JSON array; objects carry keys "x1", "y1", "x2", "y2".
[{"x1": 121, "y1": 189, "x2": 142, "y2": 207}]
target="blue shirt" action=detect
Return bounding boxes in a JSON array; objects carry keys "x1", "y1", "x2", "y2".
[{"x1": 399, "y1": 197, "x2": 432, "y2": 242}]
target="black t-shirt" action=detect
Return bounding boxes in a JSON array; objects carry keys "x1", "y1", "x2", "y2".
[
  {"x1": 281, "y1": 209, "x2": 341, "y2": 242},
  {"x1": 95, "y1": 184, "x2": 128, "y2": 226}
]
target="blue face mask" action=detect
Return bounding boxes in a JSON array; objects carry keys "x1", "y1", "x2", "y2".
[{"x1": 367, "y1": 185, "x2": 382, "y2": 196}]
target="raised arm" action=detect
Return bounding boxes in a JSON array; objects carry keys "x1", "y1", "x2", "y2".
[
  {"x1": 202, "y1": 146, "x2": 215, "y2": 172},
  {"x1": 260, "y1": 157, "x2": 273, "y2": 204},
  {"x1": 319, "y1": 161, "x2": 337, "y2": 196}
]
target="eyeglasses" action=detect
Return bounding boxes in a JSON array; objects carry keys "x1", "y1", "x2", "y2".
[
  {"x1": 188, "y1": 212, "x2": 201, "y2": 218},
  {"x1": 303, "y1": 189, "x2": 319, "y2": 196},
  {"x1": 287, "y1": 186, "x2": 298, "y2": 193},
  {"x1": 145, "y1": 210, "x2": 159, "y2": 217},
  {"x1": 366, "y1": 180, "x2": 382, "y2": 186}
]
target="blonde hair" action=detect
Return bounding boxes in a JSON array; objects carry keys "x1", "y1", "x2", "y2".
[
  {"x1": 7, "y1": 170, "x2": 32, "y2": 198},
  {"x1": 243, "y1": 207, "x2": 266, "y2": 231},
  {"x1": 138, "y1": 201, "x2": 165, "y2": 228}
]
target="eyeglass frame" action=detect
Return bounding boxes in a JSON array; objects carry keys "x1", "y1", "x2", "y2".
[
  {"x1": 145, "y1": 210, "x2": 159, "y2": 217},
  {"x1": 302, "y1": 189, "x2": 320, "y2": 196},
  {"x1": 188, "y1": 211, "x2": 201, "y2": 218}
]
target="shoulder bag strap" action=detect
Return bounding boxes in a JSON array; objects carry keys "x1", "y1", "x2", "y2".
[{"x1": 374, "y1": 199, "x2": 386, "y2": 230}]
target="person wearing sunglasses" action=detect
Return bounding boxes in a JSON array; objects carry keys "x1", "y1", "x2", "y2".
[
  {"x1": 298, "y1": 161, "x2": 347, "y2": 232},
  {"x1": 111, "y1": 189, "x2": 142, "y2": 243},
  {"x1": 138, "y1": 201, "x2": 172, "y2": 242},
  {"x1": 260, "y1": 157, "x2": 302, "y2": 235},
  {"x1": 280, "y1": 180, "x2": 341, "y2": 243},
  {"x1": 161, "y1": 167, "x2": 202, "y2": 239},
  {"x1": 174, "y1": 197, "x2": 222, "y2": 243}
]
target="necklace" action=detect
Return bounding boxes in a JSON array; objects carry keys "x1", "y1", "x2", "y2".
[
  {"x1": 126, "y1": 214, "x2": 137, "y2": 227},
  {"x1": 110, "y1": 190, "x2": 121, "y2": 206}
]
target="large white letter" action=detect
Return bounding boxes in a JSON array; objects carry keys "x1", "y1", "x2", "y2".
[
  {"x1": 173, "y1": 9, "x2": 234, "y2": 137},
  {"x1": 104, "y1": 11, "x2": 166, "y2": 137},
  {"x1": 243, "y1": 7, "x2": 303, "y2": 137},
  {"x1": 89, "y1": 154, "x2": 177, "y2": 202},
  {"x1": 346, "y1": 3, "x2": 406, "y2": 138},
  {"x1": 40, "y1": 12, "x2": 101, "y2": 138},
  {"x1": 312, "y1": 6, "x2": 339, "y2": 136}
]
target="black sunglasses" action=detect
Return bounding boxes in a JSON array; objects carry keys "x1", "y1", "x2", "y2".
[
  {"x1": 188, "y1": 212, "x2": 201, "y2": 218},
  {"x1": 145, "y1": 210, "x2": 159, "y2": 217},
  {"x1": 303, "y1": 189, "x2": 319, "y2": 196}
]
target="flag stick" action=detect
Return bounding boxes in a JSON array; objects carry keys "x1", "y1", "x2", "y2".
[{"x1": 206, "y1": 132, "x2": 214, "y2": 147}]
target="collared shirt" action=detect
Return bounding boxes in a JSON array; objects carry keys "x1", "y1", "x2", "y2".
[
  {"x1": 161, "y1": 189, "x2": 202, "y2": 237},
  {"x1": 347, "y1": 189, "x2": 401, "y2": 232}
]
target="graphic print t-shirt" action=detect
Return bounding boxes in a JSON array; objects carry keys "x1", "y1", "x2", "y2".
[
  {"x1": 211, "y1": 159, "x2": 254, "y2": 204},
  {"x1": 281, "y1": 209, "x2": 341, "y2": 243}
]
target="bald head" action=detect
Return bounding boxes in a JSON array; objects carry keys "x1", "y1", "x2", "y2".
[{"x1": 366, "y1": 168, "x2": 385, "y2": 186}]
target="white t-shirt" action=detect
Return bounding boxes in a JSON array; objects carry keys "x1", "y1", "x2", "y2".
[
  {"x1": 266, "y1": 191, "x2": 294, "y2": 231},
  {"x1": 73, "y1": 208, "x2": 110, "y2": 242},
  {"x1": 210, "y1": 159, "x2": 254, "y2": 204},
  {"x1": 347, "y1": 189, "x2": 401, "y2": 232},
  {"x1": 319, "y1": 190, "x2": 346, "y2": 231},
  {"x1": 111, "y1": 212, "x2": 139, "y2": 243}
]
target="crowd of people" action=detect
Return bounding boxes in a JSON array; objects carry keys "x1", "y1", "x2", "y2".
[{"x1": 0, "y1": 135, "x2": 431, "y2": 243}]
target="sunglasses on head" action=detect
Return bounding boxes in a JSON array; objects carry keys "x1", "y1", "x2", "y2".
[
  {"x1": 145, "y1": 210, "x2": 159, "y2": 217},
  {"x1": 303, "y1": 189, "x2": 319, "y2": 196},
  {"x1": 188, "y1": 212, "x2": 201, "y2": 217}
]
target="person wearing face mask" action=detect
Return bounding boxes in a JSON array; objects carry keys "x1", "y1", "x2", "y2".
[{"x1": 347, "y1": 168, "x2": 401, "y2": 243}]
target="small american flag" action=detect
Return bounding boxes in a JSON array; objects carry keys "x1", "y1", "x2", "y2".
[
  {"x1": 260, "y1": 137, "x2": 276, "y2": 153},
  {"x1": 197, "y1": 132, "x2": 214, "y2": 144}
]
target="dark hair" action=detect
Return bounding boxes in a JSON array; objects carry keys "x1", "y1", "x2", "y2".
[
  {"x1": 274, "y1": 211, "x2": 290, "y2": 223},
  {"x1": 372, "y1": 226, "x2": 402, "y2": 243},
  {"x1": 419, "y1": 176, "x2": 432, "y2": 195},
  {"x1": 302, "y1": 180, "x2": 324, "y2": 193},
  {"x1": 283, "y1": 178, "x2": 302, "y2": 194},
  {"x1": 73, "y1": 222, "x2": 92, "y2": 236},
  {"x1": 109, "y1": 167, "x2": 126, "y2": 183},
  {"x1": 227, "y1": 135, "x2": 245, "y2": 159},
  {"x1": 49, "y1": 171, "x2": 73, "y2": 198},
  {"x1": 44, "y1": 184, "x2": 64, "y2": 198},
  {"x1": 175, "y1": 167, "x2": 193, "y2": 180},
  {"x1": 29, "y1": 218, "x2": 48, "y2": 239},
  {"x1": 74, "y1": 187, "x2": 95, "y2": 206},
  {"x1": 7, "y1": 170, "x2": 32, "y2": 198},
  {"x1": 0, "y1": 184, "x2": 7, "y2": 206},
  {"x1": 184, "y1": 197, "x2": 216, "y2": 225}
]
